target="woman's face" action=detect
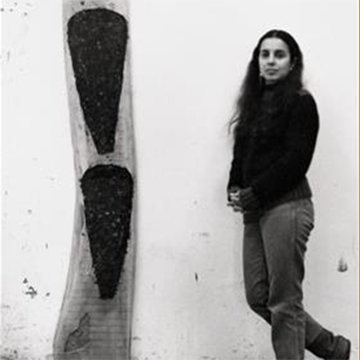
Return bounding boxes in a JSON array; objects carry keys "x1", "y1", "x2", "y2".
[{"x1": 258, "y1": 37, "x2": 292, "y2": 85}]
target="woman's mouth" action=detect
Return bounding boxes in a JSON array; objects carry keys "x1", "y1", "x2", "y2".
[{"x1": 266, "y1": 68, "x2": 278, "y2": 74}]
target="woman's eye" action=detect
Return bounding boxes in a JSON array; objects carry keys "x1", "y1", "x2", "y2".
[{"x1": 275, "y1": 51, "x2": 287, "y2": 58}]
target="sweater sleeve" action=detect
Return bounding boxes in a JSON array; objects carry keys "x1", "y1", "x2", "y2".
[
  {"x1": 251, "y1": 92, "x2": 319, "y2": 203},
  {"x1": 227, "y1": 137, "x2": 244, "y2": 191}
]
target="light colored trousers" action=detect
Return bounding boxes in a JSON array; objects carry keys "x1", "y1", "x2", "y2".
[{"x1": 243, "y1": 198, "x2": 324, "y2": 360}]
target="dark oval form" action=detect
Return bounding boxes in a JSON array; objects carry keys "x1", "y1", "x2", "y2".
[
  {"x1": 68, "y1": 9, "x2": 128, "y2": 154},
  {"x1": 81, "y1": 165, "x2": 134, "y2": 299}
]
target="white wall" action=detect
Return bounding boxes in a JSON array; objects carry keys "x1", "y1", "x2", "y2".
[{"x1": 2, "y1": 0, "x2": 358, "y2": 359}]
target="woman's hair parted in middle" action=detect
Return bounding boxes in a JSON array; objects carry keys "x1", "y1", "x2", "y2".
[{"x1": 230, "y1": 29, "x2": 305, "y2": 135}]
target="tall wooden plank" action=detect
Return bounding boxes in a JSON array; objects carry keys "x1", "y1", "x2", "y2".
[{"x1": 52, "y1": 1, "x2": 136, "y2": 359}]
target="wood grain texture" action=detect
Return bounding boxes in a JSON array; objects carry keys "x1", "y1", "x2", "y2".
[{"x1": 52, "y1": 1, "x2": 136, "y2": 359}]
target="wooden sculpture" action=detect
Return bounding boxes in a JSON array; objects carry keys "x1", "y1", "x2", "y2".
[{"x1": 53, "y1": 1, "x2": 136, "y2": 359}]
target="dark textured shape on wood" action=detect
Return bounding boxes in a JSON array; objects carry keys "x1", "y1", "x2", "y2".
[
  {"x1": 64, "y1": 313, "x2": 90, "y2": 352},
  {"x1": 68, "y1": 9, "x2": 128, "y2": 154},
  {"x1": 81, "y1": 165, "x2": 134, "y2": 299}
]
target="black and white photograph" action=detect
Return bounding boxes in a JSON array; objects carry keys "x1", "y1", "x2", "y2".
[{"x1": 2, "y1": 0, "x2": 359, "y2": 359}]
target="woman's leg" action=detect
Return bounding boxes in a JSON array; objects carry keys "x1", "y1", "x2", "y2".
[
  {"x1": 243, "y1": 199, "x2": 350, "y2": 359},
  {"x1": 259, "y1": 200, "x2": 312, "y2": 359},
  {"x1": 243, "y1": 199, "x2": 323, "y2": 359},
  {"x1": 243, "y1": 221, "x2": 272, "y2": 323}
]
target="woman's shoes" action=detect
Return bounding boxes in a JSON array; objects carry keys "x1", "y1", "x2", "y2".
[
  {"x1": 325, "y1": 335, "x2": 351, "y2": 360},
  {"x1": 307, "y1": 330, "x2": 351, "y2": 360}
]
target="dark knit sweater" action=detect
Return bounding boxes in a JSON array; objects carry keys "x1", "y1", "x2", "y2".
[{"x1": 228, "y1": 87, "x2": 319, "y2": 223}]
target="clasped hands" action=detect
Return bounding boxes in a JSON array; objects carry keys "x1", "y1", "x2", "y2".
[{"x1": 227, "y1": 186, "x2": 260, "y2": 213}]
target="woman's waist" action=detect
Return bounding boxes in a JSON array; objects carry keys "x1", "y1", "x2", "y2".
[{"x1": 243, "y1": 178, "x2": 312, "y2": 223}]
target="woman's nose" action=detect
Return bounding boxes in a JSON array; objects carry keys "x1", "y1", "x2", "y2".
[{"x1": 267, "y1": 54, "x2": 275, "y2": 64}]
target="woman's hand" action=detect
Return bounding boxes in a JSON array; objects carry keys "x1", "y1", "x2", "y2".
[
  {"x1": 227, "y1": 187, "x2": 260, "y2": 213},
  {"x1": 239, "y1": 187, "x2": 260, "y2": 211},
  {"x1": 227, "y1": 186, "x2": 243, "y2": 212}
]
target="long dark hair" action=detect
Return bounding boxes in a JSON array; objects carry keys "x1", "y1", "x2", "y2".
[{"x1": 230, "y1": 29, "x2": 304, "y2": 136}]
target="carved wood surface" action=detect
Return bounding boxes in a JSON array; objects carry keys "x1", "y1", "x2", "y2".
[{"x1": 52, "y1": 1, "x2": 136, "y2": 359}]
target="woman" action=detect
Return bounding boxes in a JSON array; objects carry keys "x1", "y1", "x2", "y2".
[{"x1": 227, "y1": 29, "x2": 351, "y2": 360}]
